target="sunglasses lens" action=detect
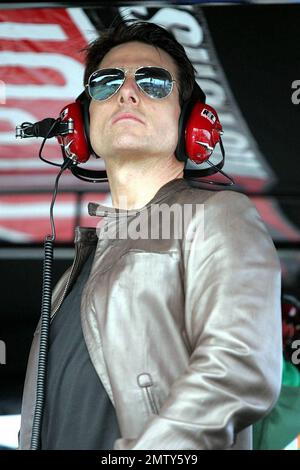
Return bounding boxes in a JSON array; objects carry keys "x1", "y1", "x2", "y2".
[
  {"x1": 136, "y1": 67, "x2": 173, "y2": 99},
  {"x1": 88, "y1": 68, "x2": 124, "y2": 101}
]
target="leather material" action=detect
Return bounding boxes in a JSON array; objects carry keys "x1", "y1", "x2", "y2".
[{"x1": 19, "y1": 178, "x2": 282, "y2": 450}]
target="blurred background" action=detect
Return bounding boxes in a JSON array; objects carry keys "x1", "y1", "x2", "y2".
[{"x1": 0, "y1": 0, "x2": 300, "y2": 450}]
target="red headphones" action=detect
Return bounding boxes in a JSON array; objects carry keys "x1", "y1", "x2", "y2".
[
  {"x1": 16, "y1": 82, "x2": 226, "y2": 183},
  {"x1": 56, "y1": 82, "x2": 225, "y2": 183}
]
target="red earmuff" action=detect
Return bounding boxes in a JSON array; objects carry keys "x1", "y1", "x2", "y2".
[
  {"x1": 185, "y1": 102, "x2": 223, "y2": 164},
  {"x1": 57, "y1": 101, "x2": 90, "y2": 163}
]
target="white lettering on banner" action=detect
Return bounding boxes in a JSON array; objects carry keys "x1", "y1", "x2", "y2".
[
  {"x1": 0, "y1": 202, "x2": 78, "y2": 218},
  {"x1": 0, "y1": 22, "x2": 67, "y2": 40},
  {"x1": 184, "y1": 47, "x2": 209, "y2": 62},
  {"x1": 196, "y1": 79, "x2": 226, "y2": 108},
  {"x1": 137, "y1": 8, "x2": 203, "y2": 46},
  {"x1": 67, "y1": 8, "x2": 99, "y2": 42},
  {"x1": 218, "y1": 113, "x2": 236, "y2": 126},
  {"x1": 0, "y1": 227, "x2": 32, "y2": 242},
  {"x1": 118, "y1": 5, "x2": 148, "y2": 20},
  {"x1": 0, "y1": 160, "x2": 55, "y2": 170},
  {"x1": 119, "y1": 6, "x2": 200, "y2": 45},
  {"x1": 119, "y1": 5, "x2": 272, "y2": 182},
  {"x1": 1, "y1": 52, "x2": 84, "y2": 99},
  {"x1": 0, "y1": 160, "x2": 56, "y2": 170},
  {"x1": 221, "y1": 131, "x2": 251, "y2": 153},
  {"x1": 194, "y1": 64, "x2": 217, "y2": 80}
]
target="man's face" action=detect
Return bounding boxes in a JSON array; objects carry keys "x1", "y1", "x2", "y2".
[{"x1": 89, "y1": 41, "x2": 181, "y2": 163}]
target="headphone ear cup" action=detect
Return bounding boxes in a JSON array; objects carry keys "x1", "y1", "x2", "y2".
[
  {"x1": 175, "y1": 82, "x2": 206, "y2": 163},
  {"x1": 185, "y1": 101, "x2": 223, "y2": 164},
  {"x1": 76, "y1": 91, "x2": 101, "y2": 159}
]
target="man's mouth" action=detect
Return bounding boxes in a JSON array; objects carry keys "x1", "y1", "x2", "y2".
[{"x1": 112, "y1": 113, "x2": 145, "y2": 125}]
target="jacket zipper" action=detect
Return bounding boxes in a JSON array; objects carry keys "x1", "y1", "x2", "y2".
[
  {"x1": 145, "y1": 387, "x2": 159, "y2": 415},
  {"x1": 137, "y1": 373, "x2": 159, "y2": 415},
  {"x1": 50, "y1": 243, "x2": 83, "y2": 323}
]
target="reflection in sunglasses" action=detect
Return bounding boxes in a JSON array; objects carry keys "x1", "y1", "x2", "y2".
[{"x1": 86, "y1": 66, "x2": 175, "y2": 102}]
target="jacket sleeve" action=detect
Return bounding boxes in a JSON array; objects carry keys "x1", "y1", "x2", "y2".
[{"x1": 114, "y1": 190, "x2": 282, "y2": 450}]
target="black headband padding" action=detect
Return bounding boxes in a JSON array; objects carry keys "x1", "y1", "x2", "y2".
[{"x1": 76, "y1": 91, "x2": 101, "y2": 159}]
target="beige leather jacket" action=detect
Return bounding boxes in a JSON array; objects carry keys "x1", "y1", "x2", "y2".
[{"x1": 20, "y1": 179, "x2": 282, "y2": 450}]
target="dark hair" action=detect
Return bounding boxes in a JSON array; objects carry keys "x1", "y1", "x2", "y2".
[{"x1": 83, "y1": 21, "x2": 195, "y2": 107}]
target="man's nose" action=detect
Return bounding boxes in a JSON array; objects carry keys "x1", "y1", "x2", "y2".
[{"x1": 117, "y1": 76, "x2": 140, "y2": 104}]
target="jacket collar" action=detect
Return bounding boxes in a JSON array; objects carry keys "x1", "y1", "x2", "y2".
[
  {"x1": 74, "y1": 226, "x2": 98, "y2": 245},
  {"x1": 74, "y1": 178, "x2": 190, "y2": 245},
  {"x1": 88, "y1": 178, "x2": 189, "y2": 218}
]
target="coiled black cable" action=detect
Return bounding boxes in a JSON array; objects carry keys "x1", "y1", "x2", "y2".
[
  {"x1": 30, "y1": 158, "x2": 72, "y2": 450},
  {"x1": 30, "y1": 237, "x2": 53, "y2": 450}
]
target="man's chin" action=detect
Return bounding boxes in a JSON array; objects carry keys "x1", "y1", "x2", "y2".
[{"x1": 109, "y1": 145, "x2": 151, "y2": 159}]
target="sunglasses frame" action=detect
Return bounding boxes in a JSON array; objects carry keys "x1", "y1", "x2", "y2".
[{"x1": 85, "y1": 66, "x2": 177, "y2": 102}]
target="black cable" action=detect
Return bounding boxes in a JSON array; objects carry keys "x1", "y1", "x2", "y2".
[
  {"x1": 48, "y1": 159, "x2": 72, "y2": 241},
  {"x1": 187, "y1": 138, "x2": 235, "y2": 187},
  {"x1": 30, "y1": 158, "x2": 72, "y2": 450},
  {"x1": 38, "y1": 118, "x2": 62, "y2": 167},
  {"x1": 200, "y1": 159, "x2": 235, "y2": 186},
  {"x1": 30, "y1": 237, "x2": 53, "y2": 451}
]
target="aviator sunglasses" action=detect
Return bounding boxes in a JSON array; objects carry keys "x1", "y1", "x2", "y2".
[{"x1": 85, "y1": 66, "x2": 176, "y2": 101}]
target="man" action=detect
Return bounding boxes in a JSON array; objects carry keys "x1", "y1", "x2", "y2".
[{"x1": 19, "y1": 21, "x2": 282, "y2": 450}]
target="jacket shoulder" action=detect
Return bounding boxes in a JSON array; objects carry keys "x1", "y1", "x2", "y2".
[{"x1": 171, "y1": 181, "x2": 251, "y2": 208}]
